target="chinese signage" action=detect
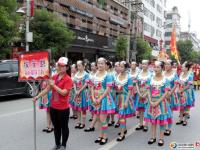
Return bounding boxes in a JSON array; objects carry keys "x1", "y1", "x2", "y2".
[{"x1": 18, "y1": 51, "x2": 50, "y2": 81}]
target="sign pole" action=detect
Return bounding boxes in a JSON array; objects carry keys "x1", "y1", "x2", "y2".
[{"x1": 33, "y1": 83, "x2": 37, "y2": 150}]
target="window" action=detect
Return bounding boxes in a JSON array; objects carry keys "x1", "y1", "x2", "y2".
[
  {"x1": 156, "y1": 29, "x2": 162, "y2": 37},
  {"x1": 156, "y1": 17, "x2": 162, "y2": 27},
  {"x1": 12, "y1": 62, "x2": 18, "y2": 72},
  {"x1": 0, "y1": 63, "x2": 11, "y2": 73},
  {"x1": 165, "y1": 41, "x2": 170, "y2": 45},
  {"x1": 150, "y1": 0, "x2": 155, "y2": 7},
  {"x1": 157, "y1": 4, "x2": 162, "y2": 14},
  {"x1": 167, "y1": 14, "x2": 172, "y2": 19},
  {"x1": 166, "y1": 23, "x2": 173, "y2": 28},
  {"x1": 165, "y1": 32, "x2": 171, "y2": 37}
]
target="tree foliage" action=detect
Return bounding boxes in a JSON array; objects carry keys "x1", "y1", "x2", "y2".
[
  {"x1": 115, "y1": 36, "x2": 128, "y2": 60},
  {"x1": 29, "y1": 9, "x2": 75, "y2": 58},
  {"x1": 177, "y1": 40, "x2": 200, "y2": 63},
  {"x1": 136, "y1": 38, "x2": 152, "y2": 62},
  {"x1": 0, "y1": 0, "x2": 20, "y2": 59}
]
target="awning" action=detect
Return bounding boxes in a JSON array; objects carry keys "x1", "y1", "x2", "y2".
[{"x1": 144, "y1": 35, "x2": 158, "y2": 45}]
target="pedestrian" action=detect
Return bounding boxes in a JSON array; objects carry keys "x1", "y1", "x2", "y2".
[
  {"x1": 90, "y1": 57, "x2": 116, "y2": 145},
  {"x1": 163, "y1": 59, "x2": 180, "y2": 136},
  {"x1": 71, "y1": 60, "x2": 89, "y2": 129},
  {"x1": 69, "y1": 64, "x2": 78, "y2": 119},
  {"x1": 144, "y1": 61, "x2": 172, "y2": 146},
  {"x1": 130, "y1": 61, "x2": 140, "y2": 118},
  {"x1": 176, "y1": 62, "x2": 195, "y2": 126},
  {"x1": 33, "y1": 57, "x2": 73, "y2": 150},
  {"x1": 135, "y1": 60, "x2": 152, "y2": 132},
  {"x1": 38, "y1": 80, "x2": 54, "y2": 133},
  {"x1": 85, "y1": 62, "x2": 98, "y2": 132},
  {"x1": 115, "y1": 61, "x2": 135, "y2": 142},
  {"x1": 106, "y1": 60, "x2": 116, "y2": 127}
]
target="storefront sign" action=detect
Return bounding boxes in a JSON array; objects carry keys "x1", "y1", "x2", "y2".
[
  {"x1": 77, "y1": 35, "x2": 94, "y2": 43},
  {"x1": 18, "y1": 51, "x2": 50, "y2": 81}
]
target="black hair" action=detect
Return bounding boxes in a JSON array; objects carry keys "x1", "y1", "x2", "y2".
[
  {"x1": 66, "y1": 64, "x2": 71, "y2": 77},
  {"x1": 77, "y1": 60, "x2": 85, "y2": 67},
  {"x1": 120, "y1": 61, "x2": 130, "y2": 69},
  {"x1": 185, "y1": 62, "x2": 193, "y2": 70},
  {"x1": 160, "y1": 61, "x2": 165, "y2": 69},
  {"x1": 106, "y1": 60, "x2": 112, "y2": 69}
]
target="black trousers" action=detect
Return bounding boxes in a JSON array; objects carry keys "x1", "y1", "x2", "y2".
[{"x1": 50, "y1": 107, "x2": 70, "y2": 147}]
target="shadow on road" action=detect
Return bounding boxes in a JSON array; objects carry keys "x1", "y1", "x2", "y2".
[{"x1": 0, "y1": 95, "x2": 27, "y2": 102}]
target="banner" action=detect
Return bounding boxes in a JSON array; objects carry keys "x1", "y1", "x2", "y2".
[{"x1": 18, "y1": 51, "x2": 50, "y2": 81}]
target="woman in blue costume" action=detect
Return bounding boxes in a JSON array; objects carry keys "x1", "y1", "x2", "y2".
[
  {"x1": 130, "y1": 61, "x2": 140, "y2": 118},
  {"x1": 115, "y1": 61, "x2": 135, "y2": 142},
  {"x1": 163, "y1": 59, "x2": 180, "y2": 136},
  {"x1": 144, "y1": 61, "x2": 172, "y2": 147},
  {"x1": 135, "y1": 60, "x2": 152, "y2": 132},
  {"x1": 71, "y1": 60, "x2": 89, "y2": 129},
  {"x1": 176, "y1": 62, "x2": 195, "y2": 126},
  {"x1": 69, "y1": 64, "x2": 78, "y2": 119},
  {"x1": 106, "y1": 61, "x2": 116, "y2": 127},
  {"x1": 84, "y1": 62, "x2": 98, "y2": 132},
  {"x1": 90, "y1": 58, "x2": 116, "y2": 145}
]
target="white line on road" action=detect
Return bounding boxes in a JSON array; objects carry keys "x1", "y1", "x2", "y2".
[
  {"x1": 0, "y1": 109, "x2": 32, "y2": 118},
  {"x1": 98, "y1": 123, "x2": 139, "y2": 150}
]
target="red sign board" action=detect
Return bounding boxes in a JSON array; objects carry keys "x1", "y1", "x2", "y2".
[{"x1": 18, "y1": 51, "x2": 50, "y2": 81}]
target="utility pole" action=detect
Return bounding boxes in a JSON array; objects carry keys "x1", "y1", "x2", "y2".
[
  {"x1": 126, "y1": 0, "x2": 131, "y2": 62},
  {"x1": 124, "y1": 0, "x2": 143, "y2": 62}
]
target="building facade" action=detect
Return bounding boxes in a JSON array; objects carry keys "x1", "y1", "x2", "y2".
[
  {"x1": 142, "y1": 0, "x2": 166, "y2": 49},
  {"x1": 18, "y1": 0, "x2": 130, "y2": 62},
  {"x1": 164, "y1": 6, "x2": 181, "y2": 50},
  {"x1": 180, "y1": 32, "x2": 200, "y2": 52},
  {"x1": 117, "y1": 0, "x2": 167, "y2": 49}
]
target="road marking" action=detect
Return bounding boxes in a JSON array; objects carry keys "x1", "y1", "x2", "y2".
[
  {"x1": 0, "y1": 109, "x2": 32, "y2": 118},
  {"x1": 98, "y1": 123, "x2": 139, "y2": 150}
]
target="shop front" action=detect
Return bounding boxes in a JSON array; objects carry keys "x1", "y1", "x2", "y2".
[{"x1": 66, "y1": 29, "x2": 115, "y2": 63}]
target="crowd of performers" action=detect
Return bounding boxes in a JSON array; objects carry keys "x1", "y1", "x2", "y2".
[{"x1": 38, "y1": 57, "x2": 197, "y2": 147}]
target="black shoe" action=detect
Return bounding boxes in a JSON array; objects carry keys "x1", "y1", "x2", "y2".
[
  {"x1": 118, "y1": 130, "x2": 127, "y2": 135},
  {"x1": 182, "y1": 121, "x2": 187, "y2": 126},
  {"x1": 70, "y1": 115, "x2": 75, "y2": 119},
  {"x1": 116, "y1": 135, "x2": 125, "y2": 142},
  {"x1": 75, "y1": 123, "x2": 81, "y2": 129},
  {"x1": 108, "y1": 121, "x2": 115, "y2": 127},
  {"x1": 42, "y1": 127, "x2": 49, "y2": 132},
  {"x1": 79, "y1": 124, "x2": 85, "y2": 129},
  {"x1": 176, "y1": 120, "x2": 183, "y2": 125},
  {"x1": 46, "y1": 128, "x2": 54, "y2": 133},
  {"x1": 84, "y1": 127, "x2": 95, "y2": 132},
  {"x1": 148, "y1": 138, "x2": 156, "y2": 145},
  {"x1": 95, "y1": 137, "x2": 103, "y2": 143},
  {"x1": 114, "y1": 123, "x2": 120, "y2": 128},
  {"x1": 158, "y1": 139, "x2": 164, "y2": 146},
  {"x1": 100, "y1": 138, "x2": 108, "y2": 145},
  {"x1": 137, "y1": 115, "x2": 140, "y2": 119},
  {"x1": 164, "y1": 130, "x2": 171, "y2": 136},
  {"x1": 143, "y1": 126, "x2": 148, "y2": 132},
  {"x1": 135, "y1": 125, "x2": 144, "y2": 131}
]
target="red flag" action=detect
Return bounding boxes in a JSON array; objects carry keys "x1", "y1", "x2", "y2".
[
  {"x1": 170, "y1": 26, "x2": 180, "y2": 64},
  {"x1": 30, "y1": 0, "x2": 34, "y2": 17}
]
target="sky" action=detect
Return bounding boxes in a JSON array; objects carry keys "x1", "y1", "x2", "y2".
[{"x1": 167, "y1": 0, "x2": 200, "y2": 38}]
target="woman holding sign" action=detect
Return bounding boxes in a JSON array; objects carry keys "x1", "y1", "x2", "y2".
[{"x1": 33, "y1": 57, "x2": 73, "y2": 150}]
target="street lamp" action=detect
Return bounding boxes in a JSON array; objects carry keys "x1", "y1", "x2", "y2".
[{"x1": 16, "y1": 0, "x2": 33, "y2": 52}]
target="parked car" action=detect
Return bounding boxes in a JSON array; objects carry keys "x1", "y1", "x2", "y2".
[{"x1": 0, "y1": 60, "x2": 39, "y2": 97}]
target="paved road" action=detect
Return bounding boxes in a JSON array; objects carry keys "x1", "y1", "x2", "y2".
[{"x1": 0, "y1": 91, "x2": 200, "y2": 150}]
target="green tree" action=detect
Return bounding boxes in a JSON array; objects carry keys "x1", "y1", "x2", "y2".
[
  {"x1": 29, "y1": 9, "x2": 75, "y2": 58},
  {"x1": 0, "y1": 0, "x2": 20, "y2": 59},
  {"x1": 115, "y1": 36, "x2": 128, "y2": 60},
  {"x1": 176, "y1": 40, "x2": 194, "y2": 63},
  {"x1": 136, "y1": 38, "x2": 152, "y2": 62}
]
